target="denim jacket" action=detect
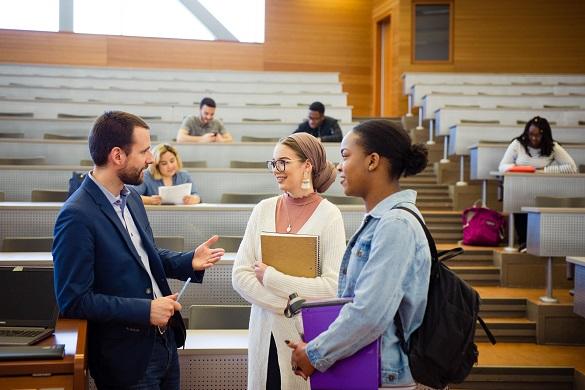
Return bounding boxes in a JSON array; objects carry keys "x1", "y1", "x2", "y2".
[{"x1": 306, "y1": 189, "x2": 431, "y2": 386}]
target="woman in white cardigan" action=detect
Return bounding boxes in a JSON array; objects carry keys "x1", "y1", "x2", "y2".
[
  {"x1": 232, "y1": 133, "x2": 346, "y2": 390},
  {"x1": 498, "y1": 116, "x2": 577, "y2": 174}
]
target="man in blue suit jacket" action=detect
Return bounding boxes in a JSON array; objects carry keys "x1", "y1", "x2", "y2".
[{"x1": 52, "y1": 111, "x2": 224, "y2": 388}]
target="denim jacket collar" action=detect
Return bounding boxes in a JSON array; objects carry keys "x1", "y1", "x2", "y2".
[{"x1": 367, "y1": 189, "x2": 418, "y2": 219}]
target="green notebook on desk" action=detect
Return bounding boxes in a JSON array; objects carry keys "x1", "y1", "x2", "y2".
[{"x1": 0, "y1": 344, "x2": 65, "y2": 361}]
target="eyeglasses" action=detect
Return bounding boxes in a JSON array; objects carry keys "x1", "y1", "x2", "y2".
[{"x1": 266, "y1": 159, "x2": 303, "y2": 172}]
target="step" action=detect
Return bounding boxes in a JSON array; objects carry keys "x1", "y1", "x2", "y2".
[
  {"x1": 445, "y1": 249, "x2": 493, "y2": 266},
  {"x1": 479, "y1": 298, "x2": 527, "y2": 318},
  {"x1": 418, "y1": 202, "x2": 453, "y2": 210},
  {"x1": 476, "y1": 317, "x2": 536, "y2": 343},
  {"x1": 454, "y1": 366, "x2": 575, "y2": 390},
  {"x1": 450, "y1": 266, "x2": 500, "y2": 286}
]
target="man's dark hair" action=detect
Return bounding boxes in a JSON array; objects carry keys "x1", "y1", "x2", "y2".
[
  {"x1": 309, "y1": 101, "x2": 325, "y2": 115},
  {"x1": 200, "y1": 97, "x2": 217, "y2": 109},
  {"x1": 515, "y1": 116, "x2": 554, "y2": 157},
  {"x1": 89, "y1": 111, "x2": 149, "y2": 166}
]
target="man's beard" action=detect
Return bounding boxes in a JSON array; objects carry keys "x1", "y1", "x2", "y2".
[{"x1": 119, "y1": 165, "x2": 146, "y2": 186}]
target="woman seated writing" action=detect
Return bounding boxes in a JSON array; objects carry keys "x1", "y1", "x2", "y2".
[{"x1": 133, "y1": 143, "x2": 201, "y2": 205}]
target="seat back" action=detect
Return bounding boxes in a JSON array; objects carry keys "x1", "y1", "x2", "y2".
[
  {"x1": 220, "y1": 192, "x2": 276, "y2": 204},
  {"x1": 535, "y1": 196, "x2": 585, "y2": 208},
  {"x1": 154, "y1": 236, "x2": 184, "y2": 251},
  {"x1": 213, "y1": 236, "x2": 243, "y2": 252},
  {"x1": 43, "y1": 133, "x2": 87, "y2": 140},
  {"x1": 241, "y1": 135, "x2": 281, "y2": 143},
  {"x1": 229, "y1": 160, "x2": 267, "y2": 169},
  {"x1": 0, "y1": 156, "x2": 46, "y2": 165},
  {"x1": 323, "y1": 195, "x2": 363, "y2": 205},
  {"x1": 1, "y1": 237, "x2": 53, "y2": 252},
  {"x1": 0, "y1": 132, "x2": 24, "y2": 139},
  {"x1": 0, "y1": 192, "x2": 4, "y2": 202},
  {"x1": 188, "y1": 305, "x2": 251, "y2": 329},
  {"x1": 182, "y1": 160, "x2": 208, "y2": 168},
  {"x1": 80, "y1": 159, "x2": 93, "y2": 166},
  {"x1": 31, "y1": 189, "x2": 68, "y2": 202}
]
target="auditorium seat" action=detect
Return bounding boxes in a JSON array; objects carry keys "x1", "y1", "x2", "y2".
[
  {"x1": 0, "y1": 132, "x2": 24, "y2": 139},
  {"x1": 0, "y1": 156, "x2": 46, "y2": 165},
  {"x1": 1, "y1": 237, "x2": 53, "y2": 252},
  {"x1": 182, "y1": 160, "x2": 208, "y2": 168},
  {"x1": 323, "y1": 195, "x2": 363, "y2": 205},
  {"x1": 535, "y1": 196, "x2": 585, "y2": 208},
  {"x1": 214, "y1": 235, "x2": 243, "y2": 252},
  {"x1": 31, "y1": 189, "x2": 68, "y2": 202},
  {"x1": 220, "y1": 192, "x2": 276, "y2": 204},
  {"x1": 188, "y1": 305, "x2": 251, "y2": 329},
  {"x1": 44, "y1": 133, "x2": 87, "y2": 140},
  {"x1": 80, "y1": 159, "x2": 93, "y2": 166},
  {"x1": 154, "y1": 236, "x2": 184, "y2": 251},
  {"x1": 0, "y1": 192, "x2": 4, "y2": 202},
  {"x1": 229, "y1": 160, "x2": 267, "y2": 169},
  {"x1": 241, "y1": 135, "x2": 281, "y2": 143}
]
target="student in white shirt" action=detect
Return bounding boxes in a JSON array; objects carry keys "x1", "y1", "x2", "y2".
[
  {"x1": 498, "y1": 116, "x2": 577, "y2": 174},
  {"x1": 498, "y1": 116, "x2": 578, "y2": 250}
]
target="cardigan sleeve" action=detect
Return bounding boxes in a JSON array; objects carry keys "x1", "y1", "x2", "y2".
[
  {"x1": 262, "y1": 206, "x2": 345, "y2": 300},
  {"x1": 544, "y1": 143, "x2": 578, "y2": 173},
  {"x1": 498, "y1": 140, "x2": 519, "y2": 173},
  {"x1": 231, "y1": 200, "x2": 288, "y2": 313}
]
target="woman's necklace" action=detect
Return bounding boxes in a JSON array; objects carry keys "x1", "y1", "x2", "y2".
[{"x1": 281, "y1": 193, "x2": 319, "y2": 233}]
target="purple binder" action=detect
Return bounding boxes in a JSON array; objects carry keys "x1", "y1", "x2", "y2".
[{"x1": 301, "y1": 298, "x2": 380, "y2": 390}]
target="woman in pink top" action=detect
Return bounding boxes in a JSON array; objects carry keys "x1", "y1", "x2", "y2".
[{"x1": 232, "y1": 133, "x2": 347, "y2": 390}]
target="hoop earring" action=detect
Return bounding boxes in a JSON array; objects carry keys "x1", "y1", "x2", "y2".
[{"x1": 301, "y1": 172, "x2": 311, "y2": 190}]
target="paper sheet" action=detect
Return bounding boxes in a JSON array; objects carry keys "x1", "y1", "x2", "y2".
[{"x1": 158, "y1": 183, "x2": 192, "y2": 205}]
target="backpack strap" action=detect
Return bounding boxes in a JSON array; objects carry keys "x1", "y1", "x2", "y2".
[
  {"x1": 477, "y1": 315, "x2": 497, "y2": 345},
  {"x1": 393, "y1": 206, "x2": 439, "y2": 354}
]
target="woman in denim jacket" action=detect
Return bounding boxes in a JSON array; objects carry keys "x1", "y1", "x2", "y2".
[{"x1": 288, "y1": 119, "x2": 435, "y2": 389}]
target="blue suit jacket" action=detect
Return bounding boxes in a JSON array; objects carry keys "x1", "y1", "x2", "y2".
[{"x1": 52, "y1": 175, "x2": 204, "y2": 385}]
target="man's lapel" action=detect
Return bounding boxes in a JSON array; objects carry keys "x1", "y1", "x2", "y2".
[{"x1": 82, "y1": 177, "x2": 143, "y2": 265}]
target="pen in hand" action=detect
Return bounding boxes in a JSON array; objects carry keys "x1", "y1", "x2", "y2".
[{"x1": 176, "y1": 277, "x2": 192, "y2": 302}]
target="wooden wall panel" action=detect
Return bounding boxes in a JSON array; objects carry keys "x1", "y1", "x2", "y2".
[
  {"x1": 0, "y1": 0, "x2": 373, "y2": 116},
  {"x1": 375, "y1": 0, "x2": 585, "y2": 116},
  {"x1": 0, "y1": 30, "x2": 108, "y2": 66}
]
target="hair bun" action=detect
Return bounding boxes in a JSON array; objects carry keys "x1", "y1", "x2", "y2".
[{"x1": 404, "y1": 143, "x2": 428, "y2": 177}]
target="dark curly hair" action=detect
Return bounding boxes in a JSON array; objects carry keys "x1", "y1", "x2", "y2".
[{"x1": 515, "y1": 116, "x2": 554, "y2": 157}]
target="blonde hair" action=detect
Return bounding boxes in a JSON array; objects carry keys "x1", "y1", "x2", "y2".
[{"x1": 149, "y1": 143, "x2": 183, "y2": 180}]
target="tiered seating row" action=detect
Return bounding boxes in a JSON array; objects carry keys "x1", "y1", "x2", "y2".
[
  {"x1": 0, "y1": 139, "x2": 343, "y2": 167},
  {"x1": 0, "y1": 167, "x2": 351, "y2": 202},
  {"x1": 0, "y1": 98, "x2": 352, "y2": 122},
  {"x1": 0, "y1": 117, "x2": 357, "y2": 141},
  {"x1": 0, "y1": 84, "x2": 348, "y2": 107},
  {"x1": 449, "y1": 125, "x2": 585, "y2": 156},
  {"x1": 0, "y1": 64, "x2": 340, "y2": 83},
  {"x1": 411, "y1": 84, "x2": 585, "y2": 108}
]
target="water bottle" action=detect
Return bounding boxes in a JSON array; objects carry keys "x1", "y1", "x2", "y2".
[{"x1": 284, "y1": 292, "x2": 306, "y2": 339}]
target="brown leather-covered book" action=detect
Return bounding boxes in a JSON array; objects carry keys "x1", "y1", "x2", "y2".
[{"x1": 260, "y1": 232, "x2": 319, "y2": 277}]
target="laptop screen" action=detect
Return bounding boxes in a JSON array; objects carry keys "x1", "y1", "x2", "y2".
[{"x1": 0, "y1": 267, "x2": 58, "y2": 328}]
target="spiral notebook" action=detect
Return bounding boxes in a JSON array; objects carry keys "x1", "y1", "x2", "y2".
[{"x1": 260, "y1": 232, "x2": 319, "y2": 277}]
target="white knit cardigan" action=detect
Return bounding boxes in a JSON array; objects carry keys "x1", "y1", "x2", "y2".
[
  {"x1": 498, "y1": 140, "x2": 578, "y2": 173},
  {"x1": 232, "y1": 196, "x2": 347, "y2": 390}
]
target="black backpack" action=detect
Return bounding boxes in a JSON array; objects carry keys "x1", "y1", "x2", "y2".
[
  {"x1": 68, "y1": 171, "x2": 86, "y2": 199},
  {"x1": 394, "y1": 206, "x2": 496, "y2": 389}
]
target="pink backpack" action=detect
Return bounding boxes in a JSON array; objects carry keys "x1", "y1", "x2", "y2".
[{"x1": 461, "y1": 206, "x2": 505, "y2": 246}]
